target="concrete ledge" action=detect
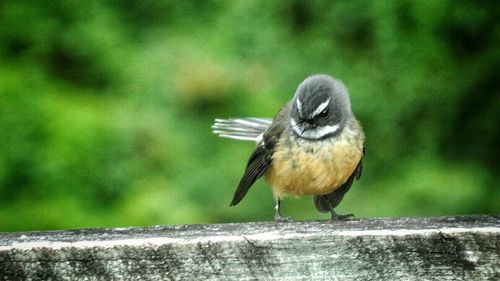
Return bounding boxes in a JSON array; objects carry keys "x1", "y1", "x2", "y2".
[{"x1": 1, "y1": 215, "x2": 499, "y2": 280}]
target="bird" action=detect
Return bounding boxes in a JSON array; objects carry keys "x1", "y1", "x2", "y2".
[{"x1": 212, "y1": 74, "x2": 365, "y2": 222}]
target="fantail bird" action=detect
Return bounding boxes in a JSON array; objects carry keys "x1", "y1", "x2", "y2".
[{"x1": 212, "y1": 74, "x2": 365, "y2": 222}]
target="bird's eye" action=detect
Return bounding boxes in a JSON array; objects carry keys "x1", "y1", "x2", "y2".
[{"x1": 319, "y1": 109, "x2": 328, "y2": 117}]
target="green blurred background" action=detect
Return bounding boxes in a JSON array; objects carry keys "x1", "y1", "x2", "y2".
[{"x1": 0, "y1": 0, "x2": 499, "y2": 231}]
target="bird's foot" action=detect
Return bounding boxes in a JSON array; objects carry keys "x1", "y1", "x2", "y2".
[
  {"x1": 274, "y1": 198, "x2": 293, "y2": 222},
  {"x1": 274, "y1": 214, "x2": 294, "y2": 223},
  {"x1": 330, "y1": 213, "x2": 355, "y2": 221}
]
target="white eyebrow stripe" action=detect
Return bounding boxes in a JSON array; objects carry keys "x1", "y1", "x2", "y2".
[
  {"x1": 310, "y1": 98, "x2": 331, "y2": 118},
  {"x1": 296, "y1": 98, "x2": 303, "y2": 117}
]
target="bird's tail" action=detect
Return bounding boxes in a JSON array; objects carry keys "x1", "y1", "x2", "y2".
[{"x1": 212, "y1": 118, "x2": 272, "y2": 142}]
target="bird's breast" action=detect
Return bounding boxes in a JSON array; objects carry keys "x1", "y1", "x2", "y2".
[{"x1": 266, "y1": 124, "x2": 363, "y2": 197}]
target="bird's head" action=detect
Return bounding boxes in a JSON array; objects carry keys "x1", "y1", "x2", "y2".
[{"x1": 290, "y1": 74, "x2": 352, "y2": 140}]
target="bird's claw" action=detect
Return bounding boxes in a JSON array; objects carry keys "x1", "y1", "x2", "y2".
[
  {"x1": 331, "y1": 213, "x2": 355, "y2": 221},
  {"x1": 275, "y1": 215, "x2": 294, "y2": 223}
]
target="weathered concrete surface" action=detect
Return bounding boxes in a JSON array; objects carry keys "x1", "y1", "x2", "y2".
[{"x1": 0, "y1": 215, "x2": 499, "y2": 280}]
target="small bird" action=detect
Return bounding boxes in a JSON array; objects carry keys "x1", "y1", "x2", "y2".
[{"x1": 212, "y1": 74, "x2": 365, "y2": 222}]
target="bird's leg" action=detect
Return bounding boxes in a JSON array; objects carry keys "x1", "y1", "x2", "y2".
[
  {"x1": 323, "y1": 197, "x2": 354, "y2": 221},
  {"x1": 274, "y1": 198, "x2": 294, "y2": 223}
]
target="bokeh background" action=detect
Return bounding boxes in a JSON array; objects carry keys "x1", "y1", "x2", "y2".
[{"x1": 1, "y1": 0, "x2": 499, "y2": 231}]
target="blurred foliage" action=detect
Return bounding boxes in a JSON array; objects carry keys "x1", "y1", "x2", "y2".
[{"x1": 0, "y1": 0, "x2": 499, "y2": 231}]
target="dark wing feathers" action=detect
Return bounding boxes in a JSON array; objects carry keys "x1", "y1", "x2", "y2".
[
  {"x1": 355, "y1": 147, "x2": 365, "y2": 180},
  {"x1": 230, "y1": 144, "x2": 272, "y2": 206},
  {"x1": 229, "y1": 102, "x2": 292, "y2": 206}
]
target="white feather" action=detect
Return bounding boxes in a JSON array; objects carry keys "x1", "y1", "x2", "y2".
[
  {"x1": 213, "y1": 118, "x2": 271, "y2": 143},
  {"x1": 310, "y1": 98, "x2": 330, "y2": 118},
  {"x1": 291, "y1": 119, "x2": 340, "y2": 140},
  {"x1": 296, "y1": 98, "x2": 303, "y2": 117}
]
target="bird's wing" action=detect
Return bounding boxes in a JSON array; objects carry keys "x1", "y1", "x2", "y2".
[{"x1": 229, "y1": 102, "x2": 292, "y2": 206}]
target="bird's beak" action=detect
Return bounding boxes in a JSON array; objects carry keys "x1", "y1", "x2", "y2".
[
  {"x1": 300, "y1": 126, "x2": 308, "y2": 135},
  {"x1": 300, "y1": 122, "x2": 317, "y2": 135}
]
